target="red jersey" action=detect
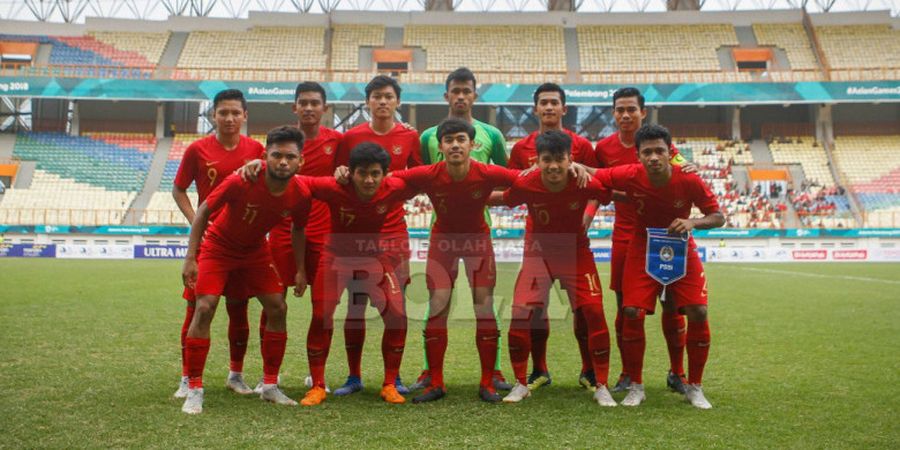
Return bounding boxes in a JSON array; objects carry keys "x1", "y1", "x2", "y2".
[
  {"x1": 503, "y1": 170, "x2": 611, "y2": 255},
  {"x1": 174, "y1": 134, "x2": 265, "y2": 204},
  {"x1": 203, "y1": 174, "x2": 311, "y2": 254},
  {"x1": 592, "y1": 164, "x2": 719, "y2": 247},
  {"x1": 303, "y1": 176, "x2": 417, "y2": 257},
  {"x1": 269, "y1": 126, "x2": 342, "y2": 246},
  {"x1": 391, "y1": 161, "x2": 518, "y2": 235},
  {"x1": 508, "y1": 129, "x2": 597, "y2": 170},
  {"x1": 594, "y1": 132, "x2": 681, "y2": 242},
  {"x1": 336, "y1": 122, "x2": 422, "y2": 171}
]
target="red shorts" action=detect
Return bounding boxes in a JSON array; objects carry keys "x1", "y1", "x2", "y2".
[
  {"x1": 622, "y1": 244, "x2": 708, "y2": 314},
  {"x1": 609, "y1": 239, "x2": 629, "y2": 293},
  {"x1": 311, "y1": 253, "x2": 405, "y2": 314},
  {"x1": 182, "y1": 245, "x2": 247, "y2": 301},
  {"x1": 512, "y1": 249, "x2": 603, "y2": 312},
  {"x1": 425, "y1": 235, "x2": 496, "y2": 290},
  {"x1": 194, "y1": 243, "x2": 284, "y2": 298},
  {"x1": 269, "y1": 238, "x2": 324, "y2": 287}
]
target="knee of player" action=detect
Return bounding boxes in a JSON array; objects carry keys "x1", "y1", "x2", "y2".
[
  {"x1": 623, "y1": 306, "x2": 642, "y2": 319},
  {"x1": 684, "y1": 305, "x2": 707, "y2": 322}
]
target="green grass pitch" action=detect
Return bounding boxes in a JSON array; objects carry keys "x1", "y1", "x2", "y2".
[{"x1": 1, "y1": 260, "x2": 898, "y2": 448}]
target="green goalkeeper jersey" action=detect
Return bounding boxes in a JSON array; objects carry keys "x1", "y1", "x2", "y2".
[
  {"x1": 420, "y1": 118, "x2": 508, "y2": 166},
  {"x1": 419, "y1": 118, "x2": 508, "y2": 227}
]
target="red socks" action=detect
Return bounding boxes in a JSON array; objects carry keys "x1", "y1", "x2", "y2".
[
  {"x1": 307, "y1": 301, "x2": 335, "y2": 388},
  {"x1": 225, "y1": 302, "x2": 249, "y2": 373},
  {"x1": 529, "y1": 312, "x2": 549, "y2": 373},
  {"x1": 686, "y1": 320, "x2": 711, "y2": 385},
  {"x1": 423, "y1": 322, "x2": 448, "y2": 389},
  {"x1": 380, "y1": 309, "x2": 406, "y2": 386},
  {"x1": 661, "y1": 310, "x2": 687, "y2": 376},
  {"x1": 261, "y1": 330, "x2": 287, "y2": 385},
  {"x1": 579, "y1": 303, "x2": 611, "y2": 387},
  {"x1": 573, "y1": 309, "x2": 592, "y2": 374},
  {"x1": 344, "y1": 297, "x2": 367, "y2": 378},
  {"x1": 258, "y1": 311, "x2": 267, "y2": 347},
  {"x1": 507, "y1": 305, "x2": 532, "y2": 385},
  {"x1": 180, "y1": 305, "x2": 195, "y2": 377},
  {"x1": 475, "y1": 318, "x2": 499, "y2": 388},
  {"x1": 185, "y1": 336, "x2": 210, "y2": 389},
  {"x1": 621, "y1": 309, "x2": 646, "y2": 384},
  {"x1": 614, "y1": 307, "x2": 625, "y2": 376}
]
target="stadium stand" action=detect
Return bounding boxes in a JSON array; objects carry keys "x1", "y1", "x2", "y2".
[
  {"x1": 175, "y1": 27, "x2": 326, "y2": 80},
  {"x1": 578, "y1": 24, "x2": 743, "y2": 83},
  {"x1": 832, "y1": 135, "x2": 900, "y2": 227},
  {"x1": 0, "y1": 169, "x2": 136, "y2": 225},
  {"x1": 752, "y1": 23, "x2": 820, "y2": 71},
  {"x1": 331, "y1": 25, "x2": 384, "y2": 71},
  {"x1": 403, "y1": 25, "x2": 567, "y2": 82},
  {"x1": 768, "y1": 137, "x2": 855, "y2": 227},
  {"x1": 0, "y1": 133, "x2": 154, "y2": 225},
  {"x1": 87, "y1": 31, "x2": 169, "y2": 66},
  {"x1": 680, "y1": 138, "x2": 784, "y2": 228},
  {"x1": 816, "y1": 25, "x2": 900, "y2": 80}
]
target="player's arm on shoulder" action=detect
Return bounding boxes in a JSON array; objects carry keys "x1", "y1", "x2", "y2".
[{"x1": 235, "y1": 158, "x2": 264, "y2": 182}]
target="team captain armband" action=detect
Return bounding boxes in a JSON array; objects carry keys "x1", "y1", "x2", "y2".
[{"x1": 670, "y1": 153, "x2": 687, "y2": 166}]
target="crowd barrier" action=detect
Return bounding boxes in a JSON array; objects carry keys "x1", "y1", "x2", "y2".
[
  {"x1": 2, "y1": 225, "x2": 900, "y2": 239},
  {"x1": 4, "y1": 241, "x2": 900, "y2": 263}
]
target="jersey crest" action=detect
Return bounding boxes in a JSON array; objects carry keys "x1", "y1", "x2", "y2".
[
  {"x1": 392, "y1": 145, "x2": 403, "y2": 155},
  {"x1": 376, "y1": 204, "x2": 388, "y2": 214},
  {"x1": 324, "y1": 146, "x2": 333, "y2": 155}
]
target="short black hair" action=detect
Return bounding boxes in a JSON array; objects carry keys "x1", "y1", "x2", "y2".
[
  {"x1": 635, "y1": 124, "x2": 672, "y2": 150},
  {"x1": 533, "y1": 82, "x2": 566, "y2": 106},
  {"x1": 613, "y1": 87, "x2": 645, "y2": 110},
  {"x1": 294, "y1": 81, "x2": 327, "y2": 103},
  {"x1": 265, "y1": 125, "x2": 304, "y2": 151},
  {"x1": 213, "y1": 89, "x2": 247, "y2": 111},
  {"x1": 436, "y1": 117, "x2": 475, "y2": 141},
  {"x1": 535, "y1": 130, "x2": 572, "y2": 158},
  {"x1": 445, "y1": 67, "x2": 477, "y2": 92},
  {"x1": 365, "y1": 75, "x2": 402, "y2": 101},
  {"x1": 349, "y1": 142, "x2": 390, "y2": 173}
]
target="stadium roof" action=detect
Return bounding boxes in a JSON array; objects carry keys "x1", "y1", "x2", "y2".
[{"x1": 0, "y1": 0, "x2": 896, "y2": 22}]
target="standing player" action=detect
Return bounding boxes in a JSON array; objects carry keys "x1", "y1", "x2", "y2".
[
  {"x1": 410, "y1": 67, "x2": 512, "y2": 392},
  {"x1": 595, "y1": 87, "x2": 689, "y2": 394},
  {"x1": 179, "y1": 126, "x2": 311, "y2": 414},
  {"x1": 263, "y1": 82, "x2": 342, "y2": 393},
  {"x1": 508, "y1": 82, "x2": 598, "y2": 390},
  {"x1": 491, "y1": 130, "x2": 616, "y2": 406},
  {"x1": 582, "y1": 124, "x2": 724, "y2": 409},
  {"x1": 330, "y1": 75, "x2": 421, "y2": 396},
  {"x1": 301, "y1": 143, "x2": 418, "y2": 406},
  {"x1": 388, "y1": 118, "x2": 518, "y2": 403},
  {"x1": 171, "y1": 89, "x2": 264, "y2": 398}
]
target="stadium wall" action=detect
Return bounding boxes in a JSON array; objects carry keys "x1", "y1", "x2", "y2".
[{"x1": 2, "y1": 228, "x2": 898, "y2": 263}]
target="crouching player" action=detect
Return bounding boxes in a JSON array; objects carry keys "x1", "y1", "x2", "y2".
[
  {"x1": 581, "y1": 124, "x2": 725, "y2": 409},
  {"x1": 490, "y1": 130, "x2": 617, "y2": 406},
  {"x1": 301, "y1": 143, "x2": 418, "y2": 406},
  {"x1": 179, "y1": 126, "x2": 311, "y2": 414}
]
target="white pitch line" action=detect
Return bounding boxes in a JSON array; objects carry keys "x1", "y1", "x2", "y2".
[{"x1": 720, "y1": 265, "x2": 900, "y2": 285}]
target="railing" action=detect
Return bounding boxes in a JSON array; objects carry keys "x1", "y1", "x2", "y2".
[
  {"x1": 3, "y1": 63, "x2": 895, "y2": 84},
  {"x1": 862, "y1": 210, "x2": 900, "y2": 228}
]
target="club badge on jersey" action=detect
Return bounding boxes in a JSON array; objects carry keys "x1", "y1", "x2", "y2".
[{"x1": 645, "y1": 227, "x2": 689, "y2": 285}]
